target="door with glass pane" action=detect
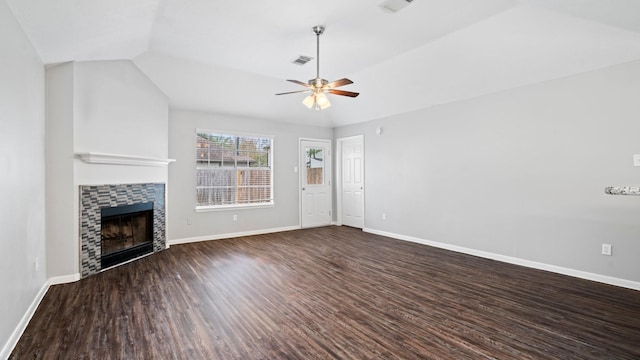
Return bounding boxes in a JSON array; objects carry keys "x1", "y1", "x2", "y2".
[{"x1": 300, "y1": 140, "x2": 331, "y2": 228}]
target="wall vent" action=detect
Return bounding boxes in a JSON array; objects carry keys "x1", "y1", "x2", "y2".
[
  {"x1": 292, "y1": 55, "x2": 313, "y2": 66},
  {"x1": 379, "y1": 0, "x2": 414, "y2": 13}
]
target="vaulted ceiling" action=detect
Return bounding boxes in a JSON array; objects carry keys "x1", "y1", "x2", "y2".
[{"x1": 7, "y1": 0, "x2": 640, "y2": 127}]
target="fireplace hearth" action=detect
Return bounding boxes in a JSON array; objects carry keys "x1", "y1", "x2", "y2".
[{"x1": 101, "y1": 202, "x2": 153, "y2": 269}]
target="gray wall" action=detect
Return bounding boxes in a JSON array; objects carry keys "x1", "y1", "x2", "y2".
[
  {"x1": 0, "y1": 1, "x2": 47, "y2": 356},
  {"x1": 168, "y1": 109, "x2": 332, "y2": 242},
  {"x1": 45, "y1": 62, "x2": 76, "y2": 280},
  {"x1": 335, "y1": 60, "x2": 640, "y2": 283}
]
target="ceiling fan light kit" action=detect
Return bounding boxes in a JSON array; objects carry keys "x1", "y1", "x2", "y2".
[
  {"x1": 304, "y1": 92, "x2": 330, "y2": 110},
  {"x1": 276, "y1": 25, "x2": 359, "y2": 111}
]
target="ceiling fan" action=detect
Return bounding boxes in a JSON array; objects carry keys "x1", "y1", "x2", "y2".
[{"x1": 276, "y1": 25, "x2": 359, "y2": 111}]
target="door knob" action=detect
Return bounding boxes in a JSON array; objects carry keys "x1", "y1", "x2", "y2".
[{"x1": 302, "y1": 187, "x2": 306, "y2": 190}]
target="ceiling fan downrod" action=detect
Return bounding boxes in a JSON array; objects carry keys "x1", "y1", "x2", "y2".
[{"x1": 312, "y1": 25, "x2": 324, "y2": 81}]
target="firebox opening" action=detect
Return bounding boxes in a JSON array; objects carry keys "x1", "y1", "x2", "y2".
[{"x1": 101, "y1": 202, "x2": 153, "y2": 269}]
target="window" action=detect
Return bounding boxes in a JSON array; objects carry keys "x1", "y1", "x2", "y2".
[
  {"x1": 305, "y1": 147, "x2": 325, "y2": 185},
  {"x1": 196, "y1": 130, "x2": 273, "y2": 210}
]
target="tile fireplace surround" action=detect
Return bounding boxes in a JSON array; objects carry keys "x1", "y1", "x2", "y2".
[{"x1": 80, "y1": 183, "x2": 166, "y2": 278}]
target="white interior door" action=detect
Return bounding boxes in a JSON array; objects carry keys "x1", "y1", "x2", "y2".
[
  {"x1": 340, "y1": 136, "x2": 364, "y2": 228},
  {"x1": 300, "y1": 140, "x2": 331, "y2": 228}
]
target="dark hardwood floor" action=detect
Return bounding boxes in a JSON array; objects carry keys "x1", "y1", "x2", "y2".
[{"x1": 11, "y1": 226, "x2": 640, "y2": 359}]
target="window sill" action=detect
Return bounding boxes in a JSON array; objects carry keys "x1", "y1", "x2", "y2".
[{"x1": 195, "y1": 202, "x2": 275, "y2": 212}]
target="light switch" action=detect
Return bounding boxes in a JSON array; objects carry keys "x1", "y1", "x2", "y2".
[{"x1": 634, "y1": 154, "x2": 640, "y2": 167}]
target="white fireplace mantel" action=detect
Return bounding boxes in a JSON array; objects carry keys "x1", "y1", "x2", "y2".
[{"x1": 76, "y1": 152, "x2": 176, "y2": 167}]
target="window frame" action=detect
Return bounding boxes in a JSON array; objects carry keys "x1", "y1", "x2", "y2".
[{"x1": 194, "y1": 129, "x2": 274, "y2": 212}]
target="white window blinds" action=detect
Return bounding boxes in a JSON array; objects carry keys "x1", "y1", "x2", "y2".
[{"x1": 196, "y1": 131, "x2": 273, "y2": 208}]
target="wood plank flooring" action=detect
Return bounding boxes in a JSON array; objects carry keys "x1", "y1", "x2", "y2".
[{"x1": 10, "y1": 226, "x2": 640, "y2": 359}]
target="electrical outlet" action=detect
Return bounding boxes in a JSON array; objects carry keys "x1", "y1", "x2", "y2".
[
  {"x1": 602, "y1": 244, "x2": 612, "y2": 256},
  {"x1": 233, "y1": 214, "x2": 238, "y2": 222},
  {"x1": 382, "y1": 212, "x2": 386, "y2": 221},
  {"x1": 634, "y1": 154, "x2": 640, "y2": 167},
  {"x1": 187, "y1": 218, "x2": 192, "y2": 225},
  {"x1": 34, "y1": 257, "x2": 39, "y2": 271}
]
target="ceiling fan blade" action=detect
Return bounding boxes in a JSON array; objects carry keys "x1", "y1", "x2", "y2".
[
  {"x1": 327, "y1": 78, "x2": 353, "y2": 88},
  {"x1": 328, "y1": 89, "x2": 359, "y2": 98},
  {"x1": 275, "y1": 90, "x2": 312, "y2": 95},
  {"x1": 286, "y1": 79, "x2": 312, "y2": 88}
]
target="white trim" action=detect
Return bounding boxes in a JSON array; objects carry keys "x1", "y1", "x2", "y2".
[
  {"x1": 1, "y1": 225, "x2": 292, "y2": 359},
  {"x1": 76, "y1": 152, "x2": 175, "y2": 167},
  {"x1": 196, "y1": 128, "x2": 275, "y2": 140},
  {"x1": 168, "y1": 225, "x2": 300, "y2": 246},
  {"x1": 335, "y1": 139, "x2": 343, "y2": 227},
  {"x1": 1, "y1": 281, "x2": 49, "y2": 360},
  {"x1": 6, "y1": 229, "x2": 636, "y2": 359},
  {"x1": 363, "y1": 227, "x2": 640, "y2": 291},
  {"x1": 195, "y1": 202, "x2": 275, "y2": 212},
  {"x1": 48, "y1": 273, "x2": 81, "y2": 285},
  {"x1": 2, "y1": 273, "x2": 81, "y2": 358},
  {"x1": 298, "y1": 137, "x2": 334, "y2": 143},
  {"x1": 100, "y1": 253, "x2": 155, "y2": 273}
]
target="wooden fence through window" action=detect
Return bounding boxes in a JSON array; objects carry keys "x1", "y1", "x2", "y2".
[{"x1": 306, "y1": 168, "x2": 323, "y2": 185}]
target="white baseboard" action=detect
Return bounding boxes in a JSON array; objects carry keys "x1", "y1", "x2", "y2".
[
  {"x1": 48, "y1": 273, "x2": 80, "y2": 286},
  {"x1": 363, "y1": 227, "x2": 640, "y2": 291},
  {"x1": 0, "y1": 281, "x2": 49, "y2": 360},
  {"x1": 169, "y1": 225, "x2": 301, "y2": 246},
  {"x1": 6, "y1": 226, "x2": 633, "y2": 360}
]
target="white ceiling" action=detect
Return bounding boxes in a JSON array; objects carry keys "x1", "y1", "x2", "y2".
[{"x1": 7, "y1": 0, "x2": 640, "y2": 127}]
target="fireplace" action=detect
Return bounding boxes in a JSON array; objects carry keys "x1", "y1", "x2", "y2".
[
  {"x1": 80, "y1": 183, "x2": 166, "y2": 278},
  {"x1": 101, "y1": 202, "x2": 154, "y2": 268}
]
